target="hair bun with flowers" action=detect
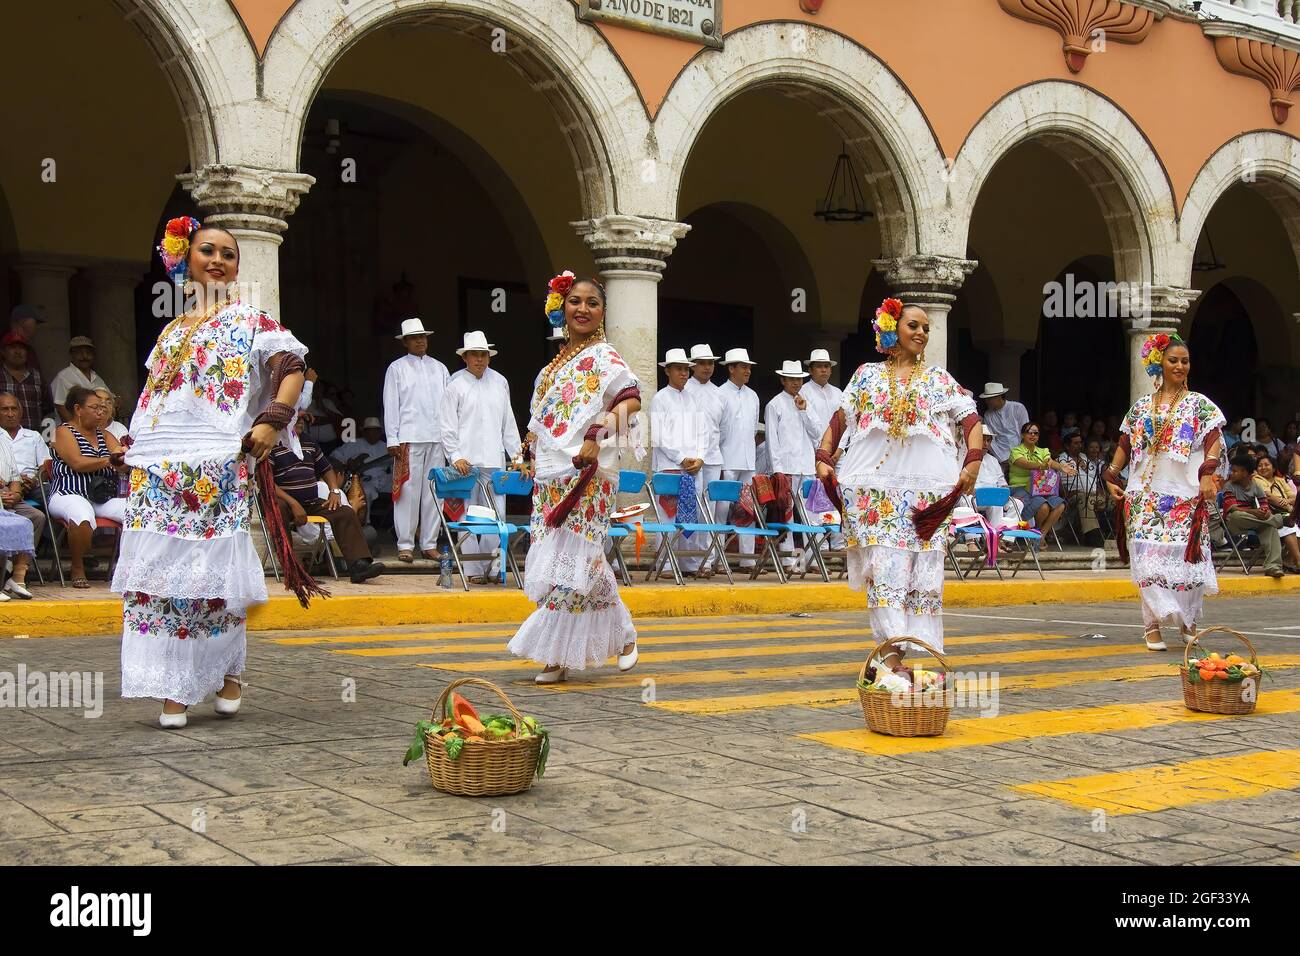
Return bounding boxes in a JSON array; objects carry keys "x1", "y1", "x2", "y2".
[
  {"x1": 1141, "y1": 331, "x2": 1184, "y2": 378},
  {"x1": 873, "y1": 298, "x2": 903, "y2": 354},
  {"x1": 543, "y1": 270, "x2": 575, "y2": 328},
  {"x1": 158, "y1": 215, "x2": 202, "y2": 285}
]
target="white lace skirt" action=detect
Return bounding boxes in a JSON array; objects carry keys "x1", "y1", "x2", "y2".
[
  {"x1": 507, "y1": 472, "x2": 635, "y2": 670},
  {"x1": 120, "y1": 592, "x2": 247, "y2": 704},
  {"x1": 847, "y1": 544, "x2": 946, "y2": 653}
]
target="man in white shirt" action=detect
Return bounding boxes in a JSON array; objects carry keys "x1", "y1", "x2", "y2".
[
  {"x1": 442, "y1": 331, "x2": 522, "y2": 581},
  {"x1": 684, "y1": 343, "x2": 724, "y2": 573},
  {"x1": 718, "y1": 348, "x2": 760, "y2": 567},
  {"x1": 979, "y1": 382, "x2": 1029, "y2": 471},
  {"x1": 51, "y1": 336, "x2": 109, "y2": 422},
  {"x1": 651, "y1": 349, "x2": 706, "y2": 577},
  {"x1": 383, "y1": 318, "x2": 451, "y2": 562},
  {"x1": 332, "y1": 417, "x2": 393, "y2": 512},
  {"x1": 800, "y1": 348, "x2": 845, "y2": 550},
  {"x1": 0, "y1": 391, "x2": 49, "y2": 594},
  {"x1": 765, "y1": 360, "x2": 818, "y2": 569}
]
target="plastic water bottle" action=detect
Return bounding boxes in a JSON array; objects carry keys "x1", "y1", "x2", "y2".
[{"x1": 439, "y1": 544, "x2": 453, "y2": 588}]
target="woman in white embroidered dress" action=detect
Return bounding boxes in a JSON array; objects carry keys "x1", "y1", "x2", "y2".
[
  {"x1": 816, "y1": 300, "x2": 982, "y2": 669},
  {"x1": 1103, "y1": 334, "x2": 1224, "y2": 651},
  {"x1": 507, "y1": 273, "x2": 642, "y2": 684},
  {"x1": 113, "y1": 218, "x2": 307, "y2": 728}
]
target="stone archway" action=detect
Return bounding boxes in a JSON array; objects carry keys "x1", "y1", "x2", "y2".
[
  {"x1": 256, "y1": 0, "x2": 648, "y2": 221},
  {"x1": 653, "y1": 21, "x2": 950, "y2": 260},
  {"x1": 949, "y1": 81, "x2": 1179, "y2": 290},
  {"x1": 1180, "y1": 131, "x2": 1300, "y2": 283}
]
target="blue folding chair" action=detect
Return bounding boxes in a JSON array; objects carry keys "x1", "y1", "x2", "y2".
[
  {"x1": 794, "y1": 478, "x2": 844, "y2": 582},
  {"x1": 704, "y1": 479, "x2": 786, "y2": 582},
  {"x1": 429, "y1": 469, "x2": 511, "y2": 590},
  {"x1": 488, "y1": 469, "x2": 535, "y2": 588},
  {"x1": 1215, "y1": 492, "x2": 1258, "y2": 575},
  {"x1": 612, "y1": 470, "x2": 685, "y2": 585},
  {"x1": 967, "y1": 486, "x2": 1044, "y2": 580},
  {"x1": 648, "y1": 472, "x2": 734, "y2": 584}
]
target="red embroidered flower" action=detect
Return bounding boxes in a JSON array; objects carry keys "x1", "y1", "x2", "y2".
[
  {"x1": 223, "y1": 380, "x2": 244, "y2": 399},
  {"x1": 204, "y1": 526, "x2": 216, "y2": 539},
  {"x1": 598, "y1": 498, "x2": 607, "y2": 513},
  {"x1": 182, "y1": 490, "x2": 201, "y2": 511},
  {"x1": 577, "y1": 356, "x2": 595, "y2": 372},
  {"x1": 176, "y1": 626, "x2": 189, "y2": 640},
  {"x1": 867, "y1": 510, "x2": 880, "y2": 523},
  {"x1": 258, "y1": 314, "x2": 282, "y2": 332},
  {"x1": 207, "y1": 599, "x2": 224, "y2": 611},
  {"x1": 543, "y1": 413, "x2": 555, "y2": 429},
  {"x1": 554, "y1": 423, "x2": 568, "y2": 437},
  {"x1": 585, "y1": 504, "x2": 596, "y2": 520}
]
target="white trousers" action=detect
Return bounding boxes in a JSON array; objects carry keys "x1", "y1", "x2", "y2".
[
  {"x1": 49, "y1": 493, "x2": 127, "y2": 527},
  {"x1": 394, "y1": 441, "x2": 445, "y2": 553},
  {"x1": 458, "y1": 476, "x2": 506, "y2": 578},
  {"x1": 681, "y1": 463, "x2": 723, "y2": 572},
  {"x1": 722, "y1": 468, "x2": 756, "y2": 565}
]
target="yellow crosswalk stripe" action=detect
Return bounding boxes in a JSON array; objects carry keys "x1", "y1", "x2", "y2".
[
  {"x1": 801, "y1": 690, "x2": 1300, "y2": 756},
  {"x1": 402, "y1": 641, "x2": 1149, "y2": 672},
  {"x1": 650, "y1": 657, "x2": 1300, "y2": 715},
  {"x1": 1012, "y1": 750, "x2": 1300, "y2": 815}
]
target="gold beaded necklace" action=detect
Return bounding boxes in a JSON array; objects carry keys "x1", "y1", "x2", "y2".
[
  {"x1": 873, "y1": 353, "x2": 926, "y2": 471},
  {"x1": 143, "y1": 292, "x2": 235, "y2": 427}
]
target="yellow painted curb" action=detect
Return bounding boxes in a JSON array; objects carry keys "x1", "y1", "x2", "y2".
[{"x1": 4, "y1": 575, "x2": 1298, "y2": 639}]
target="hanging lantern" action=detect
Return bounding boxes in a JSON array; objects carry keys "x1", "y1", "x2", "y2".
[
  {"x1": 815, "y1": 146, "x2": 873, "y2": 223},
  {"x1": 1192, "y1": 229, "x2": 1226, "y2": 273}
]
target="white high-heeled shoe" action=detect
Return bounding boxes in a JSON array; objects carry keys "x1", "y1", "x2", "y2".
[
  {"x1": 534, "y1": 667, "x2": 567, "y2": 685},
  {"x1": 1144, "y1": 627, "x2": 1167, "y2": 651},
  {"x1": 158, "y1": 708, "x2": 187, "y2": 729},
  {"x1": 617, "y1": 645, "x2": 639, "y2": 672}
]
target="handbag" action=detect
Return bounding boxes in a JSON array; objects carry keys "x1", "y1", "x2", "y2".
[
  {"x1": 1030, "y1": 465, "x2": 1060, "y2": 497},
  {"x1": 86, "y1": 472, "x2": 116, "y2": 505}
]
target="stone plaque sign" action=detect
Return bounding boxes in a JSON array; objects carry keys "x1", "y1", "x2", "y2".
[{"x1": 579, "y1": 0, "x2": 723, "y2": 49}]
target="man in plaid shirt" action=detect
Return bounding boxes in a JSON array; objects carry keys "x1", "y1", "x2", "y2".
[
  {"x1": 1222, "y1": 454, "x2": 1285, "y2": 578},
  {"x1": 0, "y1": 331, "x2": 52, "y2": 432}
]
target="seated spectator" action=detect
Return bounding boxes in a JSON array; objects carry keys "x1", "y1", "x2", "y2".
[
  {"x1": 1087, "y1": 417, "x2": 1109, "y2": 456},
  {"x1": 1042, "y1": 409, "x2": 1062, "y2": 456},
  {"x1": 91, "y1": 388, "x2": 129, "y2": 442},
  {"x1": 1082, "y1": 437, "x2": 1111, "y2": 544},
  {"x1": 1062, "y1": 411, "x2": 1079, "y2": 433},
  {"x1": 51, "y1": 337, "x2": 109, "y2": 422},
  {"x1": 974, "y1": 424, "x2": 1024, "y2": 527},
  {"x1": 1254, "y1": 454, "x2": 1300, "y2": 573},
  {"x1": 0, "y1": 428, "x2": 37, "y2": 600},
  {"x1": 49, "y1": 386, "x2": 127, "y2": 588},
  {"x1": 0, "y1": 391, "x2": 51, "y2": 545},
  {"x1": 1222, "y1": 454, "x2": 1286, "y2": 578},
  {"x1": 1256, "y1": 418, "x2": 1285, "y2": 459},
  {"x1": 1008, "y1": 421, "x2": 1072, "y2": 540},
  {"x1": 1280, "y1": 420, "x2": 1299, "y2": 462},
  {"x1": 331, "y1": 416, "x2": 392, "y2": 515},
  {"x1": 0, "y1": 331, "x2": 52, "y2": 432},
  {"x1": 1057, "y1": 428, "x2": 1090, "y2": 536},
  {"x1": 268, "y1": 415, "x2": 385, "y2": 584}
]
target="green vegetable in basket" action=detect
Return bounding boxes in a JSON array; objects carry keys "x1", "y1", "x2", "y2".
[
  {"x1": 444, "y1": 734, "x2": 464, "y2": 760},
  {"x1": 402, "y1": 719, "x2": 437, "y2": 766},
  {"x1": 484, "y1": 723, "x2": 514, "y2": 741},
  {"x1": 1183, "y1": 665, "x2": 1202, "y2": 683}
]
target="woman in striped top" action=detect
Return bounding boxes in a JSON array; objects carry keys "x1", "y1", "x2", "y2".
[{"x1": 49, "y1": 385, "x2": 127, "y2": 587}]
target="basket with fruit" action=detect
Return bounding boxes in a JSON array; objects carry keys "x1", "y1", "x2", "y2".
[
  {"x1": 856, "y1": 636, "x2": 953, "y2": 737},
  {"x1": 403, "y1": 677, "x2": 550, "y2": 796},
  {"x1": 1179, "y1": 626, "x2": 1268, "y2": 716}
]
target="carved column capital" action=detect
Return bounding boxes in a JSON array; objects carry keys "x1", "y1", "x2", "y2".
[
  {"x1": 178, "y1": 164, "x2": 316, "y2": 234},
  {"x1": 571, "y1": 215, "x2": 692, "y2": 275}
]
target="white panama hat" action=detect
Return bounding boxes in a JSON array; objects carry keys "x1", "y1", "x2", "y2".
[
  {"x1": 456, "y1": 330, "x2": 498, "y2": 356},
  {"x1": 688, "y1": 343, "x2": 721, "y2": 362},
  {"x1": 979, "y1": 382, "x2": 1010, "y2": 399},
  {"x1": 395, "y1": 317, "x2": 433, "y2": 340},
  {"x1": 803, "y1": 348, "x2": 837, "y2": 367},
  {"x1": 659, "y1": 347, "x2": 695, "y2": 368},
  {"x1": 723, "y1": 347, "x2": 755, "y2": 366},
  {"x1": 361, "y1": 416, "x2": 383, "y2": 431},
  {"x1": 775, "y1": 359, "x2": 809, "y2": 379},
  {"x1": 464, "y1": 504, "x2": 498, "y2": 522}
]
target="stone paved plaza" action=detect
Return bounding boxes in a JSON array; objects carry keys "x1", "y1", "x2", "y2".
[{"x1": 1, "y1": 597, "x2": 1299, "y2": 865}]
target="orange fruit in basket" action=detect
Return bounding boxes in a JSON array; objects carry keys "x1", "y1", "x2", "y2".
[
  {"x1": 1198, "y1": 668, "x2": 1214, "y2": 681},
  {"x1": 1212, "y1": 670, "x2": 1228, "y2": 680}
]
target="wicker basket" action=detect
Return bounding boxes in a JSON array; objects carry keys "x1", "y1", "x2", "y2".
[
  {"x1": 1181, "y1": 626, "x2": 1260, "y2": 716},
  {"x1": 423, "y1": 678, "x2": 545, "y2": 796},
  {"x1": 857, "y1": 637, "x2": 953, "y2": 737}
]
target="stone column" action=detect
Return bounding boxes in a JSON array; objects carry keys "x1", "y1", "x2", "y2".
[
  {"x1": 85, "y1": 263, "x2": 148, "y2": 401},
  {"x1": 872, "y1": 255, "x2": 978, "y2": 371},
  {"x1": 1124, "y1": 286, "x2": 1199, "y2": 408},
  {"x1": 178, "y1": 164, "x2": 315, "y2": 324},
  {"x1": 572, "y1": 215, "x2": 691, "y2": 465},
  {"x1": 12, "y1": 257, "x2": 77, "y2": 380},
  {"x1": 984, "y1": 338, "x2": 1036, "y2": 398}
]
